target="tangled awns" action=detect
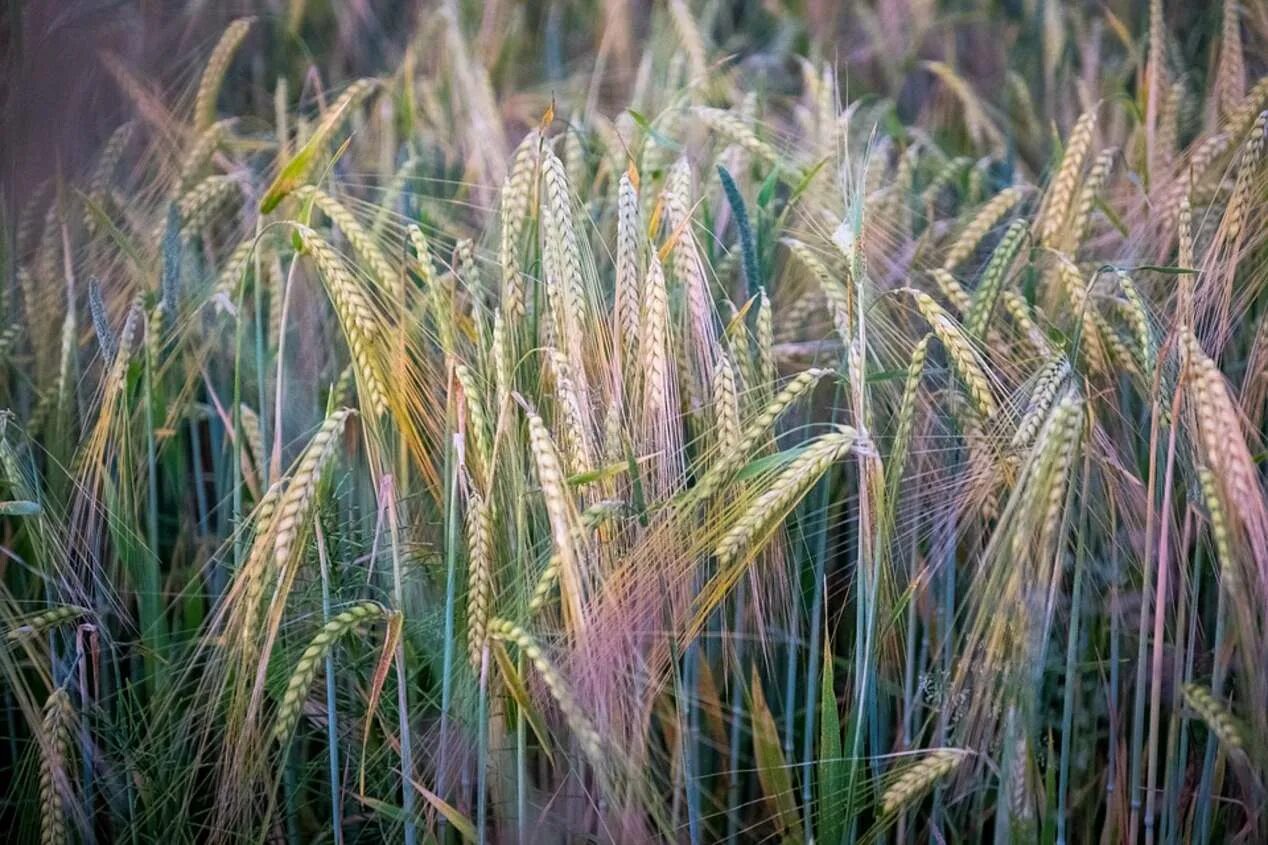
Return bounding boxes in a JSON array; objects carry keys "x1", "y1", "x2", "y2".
[{"x1": 2, "y1": 1, "x2": 1268, "y2": 842}]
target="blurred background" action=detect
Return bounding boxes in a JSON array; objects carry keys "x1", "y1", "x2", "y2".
[{"x1": 5, "y1": 0, "x2": 1259, "y2": 211}]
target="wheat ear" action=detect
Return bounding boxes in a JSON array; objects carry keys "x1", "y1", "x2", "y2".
[
  {"x1": 1039, "y1": 107, "x2": 1097, "y2": 246},
  {"x1": 908, "y1": 289, "x2": 998, "y2": 419},
  {"x1": 39, "y1": 687, "x2": 73, "y2": 845},
  {"x1": 272, "y1": 408, "x2": 355, "y2": 571},
  {"x1": 465, "y1": 490, "x2": 493, "y2": 670},
  {"x1": 6, "y1": 605, "x2": 90, "y2": 641},
  {"x1": 272, "y1": 601, "x2": 386, "y2": 743},
  {"x1": 715, "y1": 426, "x2": 858, "y2": 563},
  {"x1": 195, "y1": 18, "x2": 253, "y2": 130},
  {"x1": 488, "y1": 618, "x2": 605, "y2": 767},
  {"x1": 880, "y1": 749, "x2": 967, "y2": 815},
  {"x1": 300, "y1": 230, "x2": 388, "y2": 416},
  {"x1": 964, "y1": 219, "x2": 1028, "y2": 339},
  {"x1": 1182, "y1": 683, "x2": 1246, "y2": 752},
  {"x1": 942, "y1": 186, "x2": 1026, "y2": 271}
]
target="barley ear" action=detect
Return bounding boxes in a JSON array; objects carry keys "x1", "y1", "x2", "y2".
[
  {"x1": 466, "y1": 491, "x2": 494, "y2": 670},
  {"x1": 195, "y1": 18, "x2": 253, "y2": 130},
  {"x1": 1182, "y1": 683, "x2": 1246, "y2": 753},
  {"x1": 273, "y1": 601, "x2": 386, "y2": 744},
  {"x1": 39, "y1": 687, "x2": 74, "y2": 845},
  {"x1": 880, "y1": 749, "x2": 967, "y2": 815}
]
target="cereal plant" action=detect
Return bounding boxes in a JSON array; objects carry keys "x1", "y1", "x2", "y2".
[{"x1": 1, "y1": 2, "x2": 1266, "y2": 842}]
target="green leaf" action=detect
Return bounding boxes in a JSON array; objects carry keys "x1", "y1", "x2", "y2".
[
  {"x1": 818, "y1": 635, "x2": 845, "y2": 845},
  {"x1": 750, "y1": 666, "x2": 805, "y2": 841},
  {"x1": 75, "y1": 190, "x2": 147, "y2": 271},
  {"x1": 735, "y1": 445, "x2": 810, "y2": 481},
  {"x1": 0, "y1": 500, "x2": 40, "y2": 516},
  {"x1": 1094, "y1": 197, "x2": 1129, "y2": 237},
  {"x1": 626, "y1": 108, "x2": 681, "y2": 153},
  {"x1": 566, "y1": 453, "x2": 655, "y2": 488},
  {"x1": 261, "y1": 84, "x2": 375, "y2": 212},
  {"x1": 357, "y1": 795, "x2": 406, "y2": 824},
  {"x1": 405, "y1": 779, "x2": 478, "y2": 842},
  {"x1": 627, "y1": 441, "x2": 648, "y2": 526},
  {"x1": 865, "y1": 368, "x2": 907, "y2": 384},
  {"x1": 1041, "y1": 732, "x2": 1059, "y2": 845},
  {"x1": 787, "y1": 158, "x2": 828, "y2": 205},
  {"x1": 756, "y1": 167, "x2": 780, "y2": 209},
  {"x1": 1123, "y1": 264, "x2": 1200, "y2": 275}
]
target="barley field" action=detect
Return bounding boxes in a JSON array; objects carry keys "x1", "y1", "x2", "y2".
[{"x1": 1, "y1": 1, "x2": 1267, "y2": 842}]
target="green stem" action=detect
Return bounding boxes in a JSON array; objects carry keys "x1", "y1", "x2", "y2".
[
  {"x1": 1057, "y1": 457, "x2": 1092, "y2": 844},
  {"x1": 436, "y1": 380, "x2": 460, "y2": 830},
  {"x1": 386, "y1": 476, "x2": 418, "y2": 845},
  {"x1": 316, "y1": 521, "x2": 344, "y2": 845}
]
